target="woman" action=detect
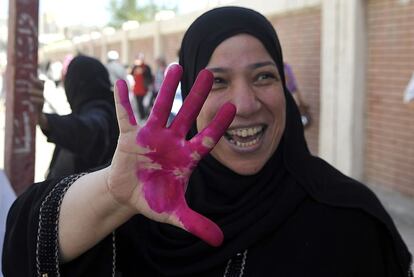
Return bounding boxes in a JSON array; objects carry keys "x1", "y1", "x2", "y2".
[
  {"x1": 34, "y1": 55, "x2": 119, "y2": 179},
  {"x1": 3, "y1": 7, "x2": 412, "y2": 277},
  {"x1": 131, "y1": 53, "x2": 153, "y2": 120}
]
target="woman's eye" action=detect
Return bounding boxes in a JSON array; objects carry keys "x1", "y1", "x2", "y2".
[
  {"x1": 211, "y1": 77, "x2": 227, "y2": 90},
  {"x1": 257, "y1": 73, "x2": 275, "y2": 81},
  {"x1": 254, "y1": 72, "x2": 279, "y2": 86},
  {"x1": 214, "y1": 77, "x2": 225, "y2": 84}
]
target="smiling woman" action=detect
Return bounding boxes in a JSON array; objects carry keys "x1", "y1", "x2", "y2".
[
  {"x1": 198, "y1": 34, "x2": 286, "y2": 175},
  {"x1": 3, "y1": 6, "x2": 413, "y2": 277}
]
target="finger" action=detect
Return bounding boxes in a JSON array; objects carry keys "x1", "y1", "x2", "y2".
[
  {"x1": 114, "y1": 79, "x2": 137, "y2": 132},
  {"x1": 172, "y1": 203, "x2": 224, "y2": 247},
  {"x1": 30, "y1": 75, "x2": 45, "y2": 89},
  {"x1": 147, "y1": 64, "x2": 182, "y2": 127},
  {"x1": 170, "y1": 69, "x2": 213, "y2": 137},
  {"x1": 28, "y1": 87, "x2": 44, "y2": 97},
  {"x1": 29, "y1": 96, "x2": 44, "y2": 106},
  {"x1": 189, "y1": 102, "x2": 236, "y2": 157},
  {"x1": 28, "y1": 88, "x2": 45, "y2": 111}
]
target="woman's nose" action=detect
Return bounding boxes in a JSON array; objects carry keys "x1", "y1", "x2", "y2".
[{"x1": 231, "y1": 82, "x2": 261, "y2": 117}]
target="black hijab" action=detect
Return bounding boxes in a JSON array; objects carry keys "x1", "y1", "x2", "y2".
[
  {"x1": 139, "y1": 6, "x2": 411, "y2": 276},
  {"x1": 64, "y1": 55, "x2": 114, "y2": 113}
]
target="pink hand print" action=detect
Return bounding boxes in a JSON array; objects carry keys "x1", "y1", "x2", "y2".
[{"x1": 112, "y1": 64, "x2": 236, "y2": 246}]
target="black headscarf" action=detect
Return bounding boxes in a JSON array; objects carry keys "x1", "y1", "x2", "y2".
[
  {"x1": 64, "y1": 55, "x2": 114, "y2": 113},
  {"x1": 139, "y1": 6, "x2": 411, "y2": 276}
]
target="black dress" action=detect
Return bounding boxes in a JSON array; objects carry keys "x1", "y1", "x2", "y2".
[{"x1": 2, "y1": 170, "x2": 410, "y2": 276}]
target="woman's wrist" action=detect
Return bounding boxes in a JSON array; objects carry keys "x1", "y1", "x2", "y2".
[
  {"x1": 101, "y1": 166, "x2": 138, "y2": 220},
  {"x1": 58, "y1": 167, "x2": 136, "y2": 261}
]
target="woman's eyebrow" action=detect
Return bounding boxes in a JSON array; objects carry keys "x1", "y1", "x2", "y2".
[
  {"x1": 206, "y1": 67, "x2": 227, "y2": 73},
  {"x1": 248, "y1": 61, "x2": 277, "y2": 70},
  {"x1": 206, "y1": 61, "x2": 277, "y2": 73}
]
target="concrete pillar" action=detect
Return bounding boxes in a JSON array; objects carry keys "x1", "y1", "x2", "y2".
[
  {"x1": 100, "y1": 36, "x2": 108, "y2": 63},
  {"x1": 319, "y1": 0, "x2": 366, "y2": 179},
  {"x1": 153, "y1": 21, "x2": 164, "y2": 59},
  {"x1": 121, "y1": 30, "x2": 129, "y2": 65},
  {"x1": 5, "y1": 0, "x2": 39, "y2": 194}
]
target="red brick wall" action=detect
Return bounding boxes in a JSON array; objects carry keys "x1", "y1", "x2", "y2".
[
  {"x1": 163, "y1": 32, "x2": 184, "y2": 64},
  {"x1": 366, "y1": 0, "x2": 414, "y2": 196},
  {"x1": 268, "y1": 8, "x2": 321, "y2": 155}
]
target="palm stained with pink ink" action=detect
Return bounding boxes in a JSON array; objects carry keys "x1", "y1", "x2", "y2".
[{"x1": 113, "y1": 64, "x2": 236, "y2": 246}]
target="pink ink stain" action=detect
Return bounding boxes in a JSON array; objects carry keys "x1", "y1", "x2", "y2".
[
  {"x1": 116, "y1": 79, "x2": 137, "y2": 125},
  {"x1": 132, "y1": 66, "x2": 236, "y2": 247},
  {"x1": 136, "y1": 128, "x2": 202, "y2": 212},
  {"x1": 175, "y1": 203, "x2": 224, "y2": 247}
]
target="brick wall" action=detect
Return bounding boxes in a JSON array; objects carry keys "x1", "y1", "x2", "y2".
[
  {"x1": 129, "y1": 38, "x2": 154, "y2": 68},
  {"x1": 163, "y1": 32, "x2": 184, "y2": 64},
  {"x1": 269, "y1": 8, "x2": 321, "y2": 155},
  {"x1": 366, "y1": 0, "x2": 414, "y2": 196}
]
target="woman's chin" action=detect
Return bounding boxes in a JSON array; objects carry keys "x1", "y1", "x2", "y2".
[{"x1": 212, "y1": 151, "x2": 266, "y2": 175}]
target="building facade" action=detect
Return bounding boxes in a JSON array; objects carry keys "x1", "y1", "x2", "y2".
[{"x1": 39, "y1": 0, "x2": 414, "y2": 197}]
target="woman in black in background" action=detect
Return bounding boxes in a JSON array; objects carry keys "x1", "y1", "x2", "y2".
[{"x1": 36, "y1": 55, "x2": 119, "y2": 179}]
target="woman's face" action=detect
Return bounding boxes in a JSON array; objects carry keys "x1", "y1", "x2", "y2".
[{"x1": 197, "y1": 34, "x2": 286, "y2": 175}]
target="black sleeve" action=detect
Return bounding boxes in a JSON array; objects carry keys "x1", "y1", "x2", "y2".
[
  {"x1": 2, "y1": 174, "x2": 115, "y2": 277},
  {"x1": 43, "y1": 103, "x2": 117, "y2": 158},
  {"x1": 2, "y1": 181, "x2": 49, "y2": 276}
]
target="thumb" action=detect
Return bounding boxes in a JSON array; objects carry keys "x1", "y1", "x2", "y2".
[{"x1": 171, "y1": 204, "x2": 224, "y2": 247}]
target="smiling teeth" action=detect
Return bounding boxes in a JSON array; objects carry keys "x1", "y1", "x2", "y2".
[
  {"x1": 235, "y1": 138, "x2": 259, "y2": 147},
  {"x1": 227, "y1": 126, "x2": 263, "y2": 137}
]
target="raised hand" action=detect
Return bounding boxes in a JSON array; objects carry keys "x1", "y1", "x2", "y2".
[
  {"x1": 27, "y1": 77, "x2": 48, "y2": 129},
  {"x1": 108, "y1": 64, "x2": 236, "y2": 246}
]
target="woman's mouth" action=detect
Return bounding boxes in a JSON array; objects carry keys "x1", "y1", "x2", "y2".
[{"x1": 224, "y1": 125, "x2": 266, "y2": 149}]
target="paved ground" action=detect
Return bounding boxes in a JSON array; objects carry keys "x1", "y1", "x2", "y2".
[{"x1": 0, "y1": 80, "x2": 413, "y2": 271}]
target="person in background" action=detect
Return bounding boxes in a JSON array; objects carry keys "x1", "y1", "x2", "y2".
[
  {"x1": 61, "y1": 54, "x2": 74, "y2": 82},
  {"x1": 150, "y1": 56, "x2": 167, "y2": 108},
  {"x1": 284, "y1": 62, "x2": 311, "y2": 128},
  {"x1": 29, "y1": 54, "x2": 119, "y2": 180},
  {"x1": 3, "y1": 7, "x2": 412, "y2": 277},
  {"x1": 131, "y1": 53, "x2": 153, "y2": 120},
  {"x1": 106, "y1": 50, "x2": 127, "y2": 87}
]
